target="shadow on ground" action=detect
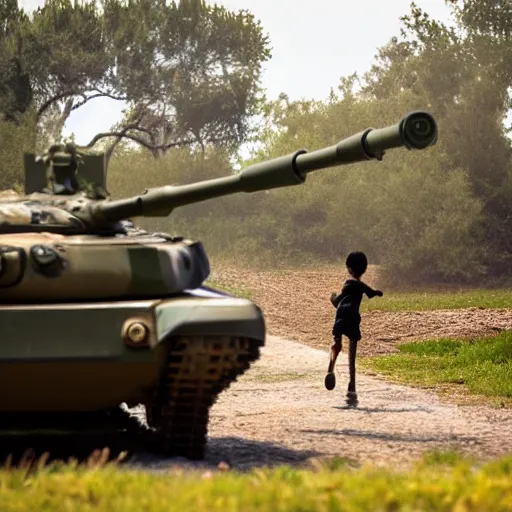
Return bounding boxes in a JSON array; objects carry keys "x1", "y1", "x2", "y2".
[
  {"x1": 300, "y1": 428, "x2": 481, "y2": 445},
  {"x1": 0, "y1": 434, "x2": 319, "y2": 472},
  {"x1": 332, "y1": 406, "x2": 433, "y2": 413},
  {"x1": 207, "y1": 436, "x2": 319, "y2": 470},
  {"x1": 130, "y1": 436, "x2": 320, "y2": 472}
]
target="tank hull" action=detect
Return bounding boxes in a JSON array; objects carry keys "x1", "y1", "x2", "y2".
[{"x1": 0, "y1": 288, "x2": 265, "y2": 412}]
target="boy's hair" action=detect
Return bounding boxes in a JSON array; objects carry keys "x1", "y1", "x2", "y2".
[{"x1": 346, "y1": 251, "x2": 368, "y2": 278}]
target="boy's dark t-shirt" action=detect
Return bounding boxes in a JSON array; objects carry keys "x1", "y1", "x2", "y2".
[{"x1": 331, "y1": 279, "x2": 379, "y2": 341}]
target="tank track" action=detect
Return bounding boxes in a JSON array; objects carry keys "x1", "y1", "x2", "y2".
[{"x1": 146, "y1": 335, "x2": 263, "y2": 459}]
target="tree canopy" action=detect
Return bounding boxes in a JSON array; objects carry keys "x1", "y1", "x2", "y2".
[
  {"x1": 359, "y1": 0, "x2": 512, "y2": 276},
  {"x1": 0, "y1": 0, "x2": 271, "y2": 156}
]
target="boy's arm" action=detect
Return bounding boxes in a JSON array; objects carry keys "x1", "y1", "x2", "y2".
[
  {"x1": 362, "y1": 282, "x2": 383, "y2": 298},
  {"x1": 330, "y1": 291, "x2": 342, "y2": 307}
]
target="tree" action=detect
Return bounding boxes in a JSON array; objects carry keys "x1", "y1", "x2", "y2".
[
  {"x1": 0, "y1": 0, "x2": 271, "y2": 156},
  {"x1": 97, "y1": 0, "x2": 271, "y2": 157},
  {"x1": 362, "y1": 2, "x2": 512, "y2": 195},
  {"x1": 0, "y1": 0, "x2": 32, "y2": 122},
  {"x1": 357, "y1": 1, "x2": 512, "y2": 276}
]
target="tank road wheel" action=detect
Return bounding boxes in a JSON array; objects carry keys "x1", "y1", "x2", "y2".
[{"x1": 146, "y1": 335, "x2": 262, "y2": 460}]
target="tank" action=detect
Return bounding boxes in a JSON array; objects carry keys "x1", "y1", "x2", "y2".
[{"x1": 0, "y1": 112, "x2": 437, "y2": 459}]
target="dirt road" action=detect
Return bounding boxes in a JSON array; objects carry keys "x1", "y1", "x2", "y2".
[{"x1": 130, "y1": 334, "x2": 512, "y2": 471}]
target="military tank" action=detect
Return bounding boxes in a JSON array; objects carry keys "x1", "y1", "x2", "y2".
[{"x1": 0, "y1": 112, "x2": 437, "y2": 459}]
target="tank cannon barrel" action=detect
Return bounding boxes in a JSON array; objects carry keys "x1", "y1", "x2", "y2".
[
  {"x1": 82, "y1": 111, "x2": 437, "y2": 227},
  {"x1": 293, "y1": 110, "x2": 437, "y2": 175}
]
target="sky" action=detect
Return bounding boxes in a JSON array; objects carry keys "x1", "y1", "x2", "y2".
[{"x1": 20, "y1": 0, "x2": 453, "y2": 145}]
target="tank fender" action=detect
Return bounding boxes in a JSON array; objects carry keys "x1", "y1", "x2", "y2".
[{"x1": 153, "y1": 290, "x2": 266, "y2": 343}]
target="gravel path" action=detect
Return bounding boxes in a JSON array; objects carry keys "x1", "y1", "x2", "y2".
[{"x1": 129, "y1": 335, "x2": 512, "y2": 471}]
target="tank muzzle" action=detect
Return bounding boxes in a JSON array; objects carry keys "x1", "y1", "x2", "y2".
[{"x1": 400, "y1": 111, "x2": 438, "y2": 149}]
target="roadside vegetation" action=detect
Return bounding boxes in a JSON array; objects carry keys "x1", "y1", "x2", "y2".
[
  {"x1": 361, "y1": 331, "x2": 512, "y2": 406},
  {"x1": 361, "y1": 289, "x2": 512, "y2": 312},
  {"x1": 0, "y1": 450, "x2": 511, "y2": 511}
]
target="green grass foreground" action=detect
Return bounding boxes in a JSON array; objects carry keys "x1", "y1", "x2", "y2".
[
  {"x1": 1, "y1": 453, "x2": 512, "y2": 511},
  {"x1": 362, "y1": 288, "x2": 512, "y2": 312},
  {"x1": 361, "y1": 332, "x2": 512, "y2": 403}
]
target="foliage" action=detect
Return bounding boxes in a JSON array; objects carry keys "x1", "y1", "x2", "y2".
[
  {"x1": 106, "y1": 87, "x2": 486, "y2": 282},
  {"x1": 106, "y1": 0, "x2": 271, "y2": 154},
  {"x1": 0, "y1": 452, "x2": 512, "y2": 511},
  {"x1": 232, "y1": 87, "x2": 486, "y2": 283},
  {"x1": 192, "y1": 0, "x2": 511, "y2": 283},
  {"x1": 362, "y1": 331, "x2": 512, "y2": 405},
  {"x1": 0, "y1": 114, "x2": 35, "y2": 189},
  {"x1": 361, "y1": 1, "x2": 512, "y2": 278},
  {"x1": 0, "y1": 0, "x2": 32, "y2": 122},
  {"x1": 0, "y1": 0, "x2": 271, "y2": 155},
  {"x1": 2, "y1": 0, "x2": 512, "y2": 286},
  {"x1": 106, "y1": 147, "x2": 301, "y2": 268}
]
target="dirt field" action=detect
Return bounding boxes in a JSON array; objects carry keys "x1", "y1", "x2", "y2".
[
  {"x1": 128, "y1": 266, "x2": 512, "y2": 471},
  {"x1": 212, "y1": 266, "x2": 512, "y2": 355}
]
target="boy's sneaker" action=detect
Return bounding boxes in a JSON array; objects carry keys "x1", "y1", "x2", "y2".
[
  {"x1": 324, "y1": 372, "x2": 336, "y2": 390},
  {"x1": 346, "y1": 391, "x2": 358, "y2": 406}
]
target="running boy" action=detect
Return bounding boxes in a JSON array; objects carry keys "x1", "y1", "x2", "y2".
[{"x1": 325, "y1": 251, "x2": 383, "y2": 403}]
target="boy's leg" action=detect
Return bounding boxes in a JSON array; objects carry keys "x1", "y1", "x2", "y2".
[
  {"x1": 347, "y1": 338, "x2": 357, "y2": 392},
  {"x1": 328, "y1": 336, "x2": 342, "y2": 373},
  {"x1": 346, "y1": 338, "x2": 359, "y2": 405},
  {"x1": 325, "y1": 335, "x2": 342, "y2": 390}
]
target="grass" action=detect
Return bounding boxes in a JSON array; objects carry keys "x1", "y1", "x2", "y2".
[
  {"x1": 361, "y1": 288, "x2": 512, "y2": 312},
  {"x1": 361, "y1": 331, "x2": 512, "y2": 405},
  {"x1": 1, "y1": 451, "x2": 512, "y2": 511}
]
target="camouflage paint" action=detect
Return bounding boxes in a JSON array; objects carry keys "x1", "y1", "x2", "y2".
[{"x1": 0, "y1": 234, "x2": 209, "y2": 300}]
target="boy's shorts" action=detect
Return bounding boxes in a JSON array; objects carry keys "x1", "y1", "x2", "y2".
[
  {"x1": 332, "y1": 307, "x2": 362, "y2": 342},
  {"x1": 332, "y1": 320, "x2": 362, "y2": 342}
]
